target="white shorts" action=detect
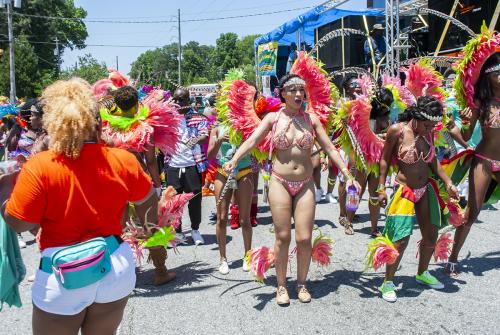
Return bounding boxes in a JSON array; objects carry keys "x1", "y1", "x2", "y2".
[{"x1": 32, "y1": 242, "x2": 136, "y2": 316}]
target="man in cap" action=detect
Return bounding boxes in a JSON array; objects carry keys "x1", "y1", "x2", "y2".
[{"x1": 364, "y1": 23, "x2": 386, "y2": 65}]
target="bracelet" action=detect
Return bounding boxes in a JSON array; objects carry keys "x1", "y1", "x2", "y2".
[{"x1": 376, "y1": 184, "x2": 386, "y2": 193}]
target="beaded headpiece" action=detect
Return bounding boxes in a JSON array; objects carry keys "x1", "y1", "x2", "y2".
[
  {"x1": 485, "y1": 63, "x2": 500, "y2": 74},
  {"x1": 283, "y1": 77, "x2": 306, "y2": 88}
]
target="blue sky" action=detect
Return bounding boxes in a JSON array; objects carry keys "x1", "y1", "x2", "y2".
[{"x1": 63, "y1": 0, "x2": 365, "y2": 74}]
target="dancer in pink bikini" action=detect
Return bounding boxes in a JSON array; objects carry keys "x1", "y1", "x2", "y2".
[
  {"x1": 447, "y1": 29, "x2": 500, "y2": 276},
  {"x1": 223, "y1": 72, "x2": 358, "y2": 305}
]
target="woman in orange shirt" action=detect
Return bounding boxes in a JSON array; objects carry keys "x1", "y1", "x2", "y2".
[{"x1": 3, "y1": 78, "x2": 157, "y2": 335}]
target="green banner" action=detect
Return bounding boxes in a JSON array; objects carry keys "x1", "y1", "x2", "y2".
[{"x1": 257, "y1": 42, "x2": 278, "y2": 76}]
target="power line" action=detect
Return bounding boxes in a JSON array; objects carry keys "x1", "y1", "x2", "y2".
[
  {"x1": 0, "y1": 40, "x2": 164, "y2": 48},
  {"x1": 10, "y1": 7, "x2": 312, "y2": 24}
]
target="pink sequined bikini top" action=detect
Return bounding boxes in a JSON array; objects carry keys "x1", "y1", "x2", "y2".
[
  {"x1": 482, "y1": 109, "x2": 500, "y2": 129},
  {"x1": 272, "y1": 110, "x2": 315, "y2": 151},
  {"x1": 397, "y1": 124, "x2": 435, "y2": 165}
]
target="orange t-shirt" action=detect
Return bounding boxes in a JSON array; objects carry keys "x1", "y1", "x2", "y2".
[{"x1": 6, "y1": 144, "x2": 152, "y2": 250}]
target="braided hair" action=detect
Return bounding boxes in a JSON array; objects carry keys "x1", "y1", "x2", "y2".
[{"x1": 398, "y1": 95, "x2": 443, "y2": 122}]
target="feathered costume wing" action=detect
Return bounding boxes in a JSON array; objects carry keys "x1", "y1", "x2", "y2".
[
  {"x1": 333, "y1": 75, "x2": 386, "y2": 175},
  {"x1": 216, "y1": 69, "x2": 280, "y2": 161},
  {"x1": 403, "y1": 58, "x2": 448, "y2": 105},
  {"x1": 95, "y1": 70, "x2": 181, "y2": 155},
  {"x1": 454, "y1": 24, "x2": 500, "y2": 110},
  {"x1": 290, "y1": 52, "x2": 339, "y2": 131}
]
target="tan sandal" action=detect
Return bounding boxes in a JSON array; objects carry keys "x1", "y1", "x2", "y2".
[{"x1": 339, "y1": 216, "x2": 354, "y2": 235}]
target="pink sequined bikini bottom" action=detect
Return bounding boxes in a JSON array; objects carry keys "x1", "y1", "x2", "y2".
[
  {"x1": 271, "y1": 172, "x2": 312, "y2": 197},
  {"x1": 475, "y1": 153, "x2": 500, "y2": 172}
]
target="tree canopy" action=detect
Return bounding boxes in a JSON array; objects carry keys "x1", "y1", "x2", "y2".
[
  {"x1": 60, "y1": 54, "x2": 108, "y2": 84},
  {"x1": 0, "y1": 0, "x2": 88, "y2": 97},
  {"x1": 130, "y1": 33, "x2": 259, "y2": 90}
]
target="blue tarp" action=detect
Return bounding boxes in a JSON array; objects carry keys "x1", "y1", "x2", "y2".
[{"x1": 254, "y1": 6, "x2": 384, "y2": 48}]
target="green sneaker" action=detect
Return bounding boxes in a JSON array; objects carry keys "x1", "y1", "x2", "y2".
[
  {"x1": 379, "y1": 281, "x2": 397, "y2": 302},
  {"x1": 415, "y1": 270, "x2": 444, "y2": 289}
]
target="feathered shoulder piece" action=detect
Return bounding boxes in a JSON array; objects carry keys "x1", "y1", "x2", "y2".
[
  {"x1": 356, "y1": 74, "x2": 375, "y2": 99},
  {"x1": 404, "y1": 58, "x2": 447, "y2": 104},
  {"x1": 92, "y1": 69, "x2": 131, "y2": 100},
  {"x1": 454, "y1": 24, "x2": 500, "y2": 110},
  {"x1": 100, "y1": 89, "x2": 181, "y2": 155},
  {"x1": 381, "y1": 74, "x2": 416, "y2": 113},
  {"x1": 291, "y1": 52, "x2": 339, "y2": 132},
  {"x1": 333, "y1": 96, "x2": 385, "y2": 175},
  {"x1": 216, "y1": 69, "x2": 280, "y2": 161}
]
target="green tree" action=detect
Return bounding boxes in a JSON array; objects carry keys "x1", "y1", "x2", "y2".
[
  {"x1": 212, "y1": 32, "x2": 241, "y2": 80},
  {"x1": 0, "y1": 0, "x2": 88, "y2": 97},
  {"x1": 60, "y1": 54, "x2": 107, "y2": 84},
  {"x1": 182, "y1": 41, "x2": 214, "y2": 84},
  {"x1": 236, "y1": 34, "x2": 259, "y2": 66},
  {"x1": 129, "y1": 43, "x2": 180, "y2": 91},
  {"x1": 0, "y1": 35, "x2": 40, "y2": 98}
]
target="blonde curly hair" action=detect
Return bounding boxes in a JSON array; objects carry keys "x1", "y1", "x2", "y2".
[{"x1": 41, "y1": 78, "x2": 98, "y2": 159}]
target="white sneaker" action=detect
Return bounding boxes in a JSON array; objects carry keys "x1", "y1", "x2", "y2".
[
  {"x1": 315, "y1": 188, "x2": 324, "y2": 203},
  {"x1": 175, "y1": 232, "x2": 188, "y2": 245},
  {"x1": 17, "y1": 234, "x2": 26, "y2": 249},
  {"x1": 325, "y1": 193, "x2": 338, "y2": 204},
  {"x1": 219, "y1": 259, "x2": 229, "y2": 275},
  {"x1": 191, "y1": 230, "x2": 204, "y2": 245},
  {"x1": 242, "y1": 259, "x2": 250, "y2": 272}
]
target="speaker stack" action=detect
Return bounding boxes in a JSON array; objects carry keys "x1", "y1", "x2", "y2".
[{"x1": 427, "y1": 0, "x2": 499, "y2": 54}]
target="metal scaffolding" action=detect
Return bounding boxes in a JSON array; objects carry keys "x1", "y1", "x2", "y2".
[{"x1": 385, "y1": 0, "x2": 401, "y2": 75}]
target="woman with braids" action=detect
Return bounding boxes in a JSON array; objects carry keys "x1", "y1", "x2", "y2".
[
  {"x1": 447, "y1": 29, "x2": 500, "y2": 276},
  {"x1": 223, "y1": 73, "x2": 358, "y2": 305},
  {"x1": 377, "y1": 96, "x2": 459, "y2": 302},
  {"x1": 3, "y1": 78, "x2": 158, "y2": 333}
]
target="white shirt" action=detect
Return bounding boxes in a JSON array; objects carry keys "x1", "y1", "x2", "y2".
[{"x1": 169, "y1": 118, "x2": 196, "y2": 168}]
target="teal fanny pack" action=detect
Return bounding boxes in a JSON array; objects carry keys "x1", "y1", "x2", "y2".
[{"x1": 39, "y1": 236, "x2": 121, "y2": 290}]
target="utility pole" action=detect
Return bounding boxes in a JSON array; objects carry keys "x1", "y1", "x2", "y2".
[
  {"x1": 6, "y1": 0, "x2": 16, "y2": 103},
  {"x1": 116, "y1": 56, "x2": 119, "y2": 71},
  {"x1": 177, "y1": 8, "x2": 182, "y2": 86},
  {"x1": 54, "y1": 36, "x2": 60, "y2": 74}
]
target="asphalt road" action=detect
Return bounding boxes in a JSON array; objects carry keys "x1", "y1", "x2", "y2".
[{"x1": 2, "y1": 173, "x2": 500, "y2": 335}]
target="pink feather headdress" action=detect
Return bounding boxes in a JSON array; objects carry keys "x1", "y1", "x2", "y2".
[
  {"x1": 290, "y1": 52, "x2": 339, "y2": 131},
  {"x1": 92, "y1": 69, "x2": 131, "y2": 100},
  {"x1": 454, "y1": 25, "x2": 500, "y2": 110},
  {"x1": 403, "y1": 59, "x2": 446, "y2": 104}
]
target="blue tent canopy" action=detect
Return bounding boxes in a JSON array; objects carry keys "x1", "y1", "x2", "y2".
[{"x1": 254, "y1": 6, "x2": 384, "y2": 48}]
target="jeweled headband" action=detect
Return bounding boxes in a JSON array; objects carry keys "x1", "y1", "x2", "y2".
[
  {"x1": 485, "y1": 63, "x2": 500, "y2": 74},
  {"x1": 283, "y1": 77, "x2": 306, "y2": 88},
  {"x1": 420, "y1": 111, "x2": 442, "y2": 122}
]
